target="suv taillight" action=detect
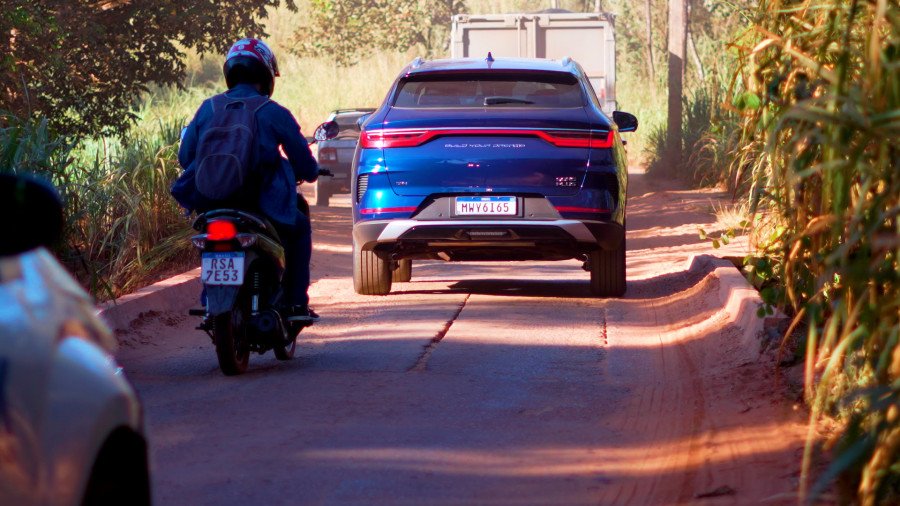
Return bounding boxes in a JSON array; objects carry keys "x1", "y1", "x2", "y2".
[
  {"x1": 359, "y1": 128, "x2": 614, "y2": 149},
  {"x1": 360, "y1": 129, "x2": 430, "y2": 148}
]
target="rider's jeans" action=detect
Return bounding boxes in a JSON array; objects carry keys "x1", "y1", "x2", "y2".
[{"x1": 273, "y1": 211, "x2": 312, "y2": 307}]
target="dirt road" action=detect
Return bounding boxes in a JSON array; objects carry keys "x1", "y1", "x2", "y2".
[{"x1": 116, "y1": 168, "x2": 807, "y2": 505}]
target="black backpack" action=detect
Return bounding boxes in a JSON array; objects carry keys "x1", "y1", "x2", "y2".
[{"x1": 194, "y1": 93, "x2": 270, "y2": 202}]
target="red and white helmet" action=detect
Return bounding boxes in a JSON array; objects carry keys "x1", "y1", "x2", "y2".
[{"x1": 223, "y1": 38, "x2": 280, "y2": 95}]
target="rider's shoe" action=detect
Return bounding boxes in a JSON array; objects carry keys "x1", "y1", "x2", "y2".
[{"x1": 286, "y1": 305, "x2": 320, "y2": 323}]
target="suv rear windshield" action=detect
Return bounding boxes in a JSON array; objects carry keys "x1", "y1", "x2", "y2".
[{"x1": 393, "y1": 72, "x2": 585, "y2": 109}]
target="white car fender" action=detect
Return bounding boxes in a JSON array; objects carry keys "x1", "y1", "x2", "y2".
[
  {"x1": 43, "y1": 336, "x2": 142, "y2": 506},
  {"x1": 1, "y1": 249, "x2": 142, "y2": 506}
]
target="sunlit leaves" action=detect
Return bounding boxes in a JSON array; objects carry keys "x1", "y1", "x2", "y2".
[
  {"x1": 290, "y1": 0, "x2": 466, "y2": 65},
  {"x1": 733, "y1": 91, "x2": 761, "y2": 110},
  {"x1": 0, "y1": 0, "x2": 296, "y2": 137}
]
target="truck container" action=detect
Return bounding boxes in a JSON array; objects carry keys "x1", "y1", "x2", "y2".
[{"x1": 450, "y1": 10, "x2": 617, "y2": 113}]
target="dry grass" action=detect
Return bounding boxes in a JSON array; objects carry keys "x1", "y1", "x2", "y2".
[{"x1": 729, "y1": 1, "x2": 900, "y2": 502}]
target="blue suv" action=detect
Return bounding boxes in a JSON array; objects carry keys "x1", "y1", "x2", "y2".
[{"x1": 351, "y1": 56, "x2": 637, "y2": 296}]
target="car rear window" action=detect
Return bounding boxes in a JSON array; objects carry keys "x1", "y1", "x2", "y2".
[
  {"x1": 333, "y1": 114, "x2": 366, "y2": 138},
  {"x1": 393, "y1": 72, "x2": 585, "y2": 108}
]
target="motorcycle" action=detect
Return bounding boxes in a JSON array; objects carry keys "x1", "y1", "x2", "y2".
[{"x1": 188, "y1": 121, "x2": 339, "y2": 375}]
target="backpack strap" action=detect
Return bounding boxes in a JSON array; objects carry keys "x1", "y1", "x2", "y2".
[
  {"x1": 209, "y1": 93, "x2": 228, "y2": 113},
  {"x1": 243, "y1": 95, "x2": 270, "y2": 113},
  {"x1": 208, "y1": 93, "x2": 270, "y2": 114}
]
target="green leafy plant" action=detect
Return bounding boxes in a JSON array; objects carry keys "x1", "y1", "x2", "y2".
[
  {"x1": 728, "y1": 0, "x2": 900, "y2": 502},
  {"x1": 0, "y1": 112, "x2": 192, "y2": 298},
  {"x1": 1, "y1": 1, "x2": 296, "y2": 137}
]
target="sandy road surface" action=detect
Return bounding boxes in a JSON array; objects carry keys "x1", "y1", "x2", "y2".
[{"x1": 117, "y1": 168, "x2": 807, "y2": 505}]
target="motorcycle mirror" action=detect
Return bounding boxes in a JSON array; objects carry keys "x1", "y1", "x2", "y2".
[
  {"x1": 0, "y1": 173, "x2": 64, "y2": 257},
  {"x1": 612, "y1": 111, "x2": 639, "y2": 133},
  {"x1": 314, "y1": 121, "x2": 340, "y2": 142}
]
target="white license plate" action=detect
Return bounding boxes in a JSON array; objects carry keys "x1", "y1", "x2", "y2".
[
  {"x1": 455, "y1": 196, "x2": 517, "y2": 216},
  {"x1": 201, "y1": 253, "x2": 245, "y2": 286}
]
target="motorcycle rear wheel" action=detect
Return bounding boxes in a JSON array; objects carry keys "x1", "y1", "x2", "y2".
[
  {"x1": 213, "y1": 308, "x2": 250, "y2": 375},
  {"x1": 272, "y1": 322, "x2": 298, "y2": 360}
]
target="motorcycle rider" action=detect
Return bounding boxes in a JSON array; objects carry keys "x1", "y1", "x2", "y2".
[{"x1": 172, "y1": 38, "x2": 319, "y2": 322}]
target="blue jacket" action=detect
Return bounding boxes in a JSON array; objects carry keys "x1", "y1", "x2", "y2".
[{"x1": 172, "y1": 84, "x2": 319, "y2": 225}]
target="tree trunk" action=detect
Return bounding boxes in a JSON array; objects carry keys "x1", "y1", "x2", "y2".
[
  {"x1": 666, "y1": 0, "x2": 688, "y2": 173},
  {"x1": 686, "y1": 0, "x2": 705, "y2": 82},
  {"x1": 687, "y1": 29, "x2": 705, "y2": 81},
  {"x1": 645, "y1": 0, "x2": 655, "y2": 82}
]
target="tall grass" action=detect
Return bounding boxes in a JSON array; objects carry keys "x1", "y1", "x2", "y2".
[
  {"x1": 729, "y1": 0, "x2": 899, "y2": 502},
  {"x1": 1, "y1": 113, "x2": 193, "y2": 298},
  {"x1": 643, "y1": 82, "x2": 744, "y2": 190}
]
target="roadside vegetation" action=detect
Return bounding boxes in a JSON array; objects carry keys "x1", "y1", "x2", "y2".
[
  {"x1": 2, "y1": 0, "x2": 898, "y2": 499},
  {"x1": 644, "y1": 0, "x2": 898, "y2": 502},
  {"x1": 0, "y1": 112, "x2": 192, "y2": 297},
  {"x1": 729, "y1": 2, "x2": 898, "y2": 503}
]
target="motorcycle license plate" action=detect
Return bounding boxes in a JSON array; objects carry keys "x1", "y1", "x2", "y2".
[
  {"x1": 201, "y1": 252, "x2": 245, "y2": 286},
  {"x1": 455, "y1": 196, "x2": 517, "y2": 216}
]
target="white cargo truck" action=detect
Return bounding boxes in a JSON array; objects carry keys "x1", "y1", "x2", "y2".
[{"x1": 450, "y1": 10, "x2": 617, "y2": 113}]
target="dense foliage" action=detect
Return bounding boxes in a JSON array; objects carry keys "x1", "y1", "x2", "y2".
[
  {"x1": 292, "y1": 0, "x2": 466, "y2": 65},
  {"x1": 725, "y1": 1, "x2": 899, "y2": 502},
  {"x1": 1, "y1": 0, "x2": 294, "y2": 137},
  {"x1": 0, "y1": 113, "x2": 193, "y2": 297}
]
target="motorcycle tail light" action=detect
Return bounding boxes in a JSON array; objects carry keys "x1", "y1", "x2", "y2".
[
  {"x1": 236, "y1": 233, "x2": 257, "y2": 248},
  {"x1": 206, "y1": 220, "x2": 237, "y2": 241}
]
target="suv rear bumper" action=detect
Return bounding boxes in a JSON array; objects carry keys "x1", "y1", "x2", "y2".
[{"x1": 353, "y1": 218, "x2": 624, "y2": 257}]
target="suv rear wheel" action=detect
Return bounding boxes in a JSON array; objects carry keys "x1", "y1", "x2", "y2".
[
  {"x1": 353, "y1": 239, "x2": 392, "y2": 295},
  {"x1": 589, "y1": 238, "x2": 626, "y2": 297}
]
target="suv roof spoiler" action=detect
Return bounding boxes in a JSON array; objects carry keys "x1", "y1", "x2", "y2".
[{"x1": 331, "y1": 108, "x2": 377, "y2": 114}]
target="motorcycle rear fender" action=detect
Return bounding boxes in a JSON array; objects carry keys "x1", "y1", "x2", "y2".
[
  {"x1": 206, "y1": 285, "x2": 241, "y2": 316},
  {"x1": 204, "y1": 250, "x2": 260, "y2": 316}
]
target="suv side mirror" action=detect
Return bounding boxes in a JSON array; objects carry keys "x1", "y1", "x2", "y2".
[
  {"x1": 0, "y1": 173, "x2": 64, "y2": 257},
  {"x1": 613, "y1": 111, "x2": 639, "y2": 133},
  {"x1": 356, "y1": 113, "x2": 372, "y2": 130},
  {"x1": 314, "y1": 121, "x2": 340, "y2": 142}
]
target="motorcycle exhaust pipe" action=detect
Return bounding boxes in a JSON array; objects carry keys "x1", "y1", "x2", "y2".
[{"x1": 253, "y1": 310, "x2": 280, "y2": 334}]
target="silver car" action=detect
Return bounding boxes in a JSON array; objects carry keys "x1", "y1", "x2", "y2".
[
  {"x1": 313, "y1": 108, "x2": 375, "y2": 206},
  {"x1": 0, "y1": 174, "x2": 150, "y2": 506}
]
